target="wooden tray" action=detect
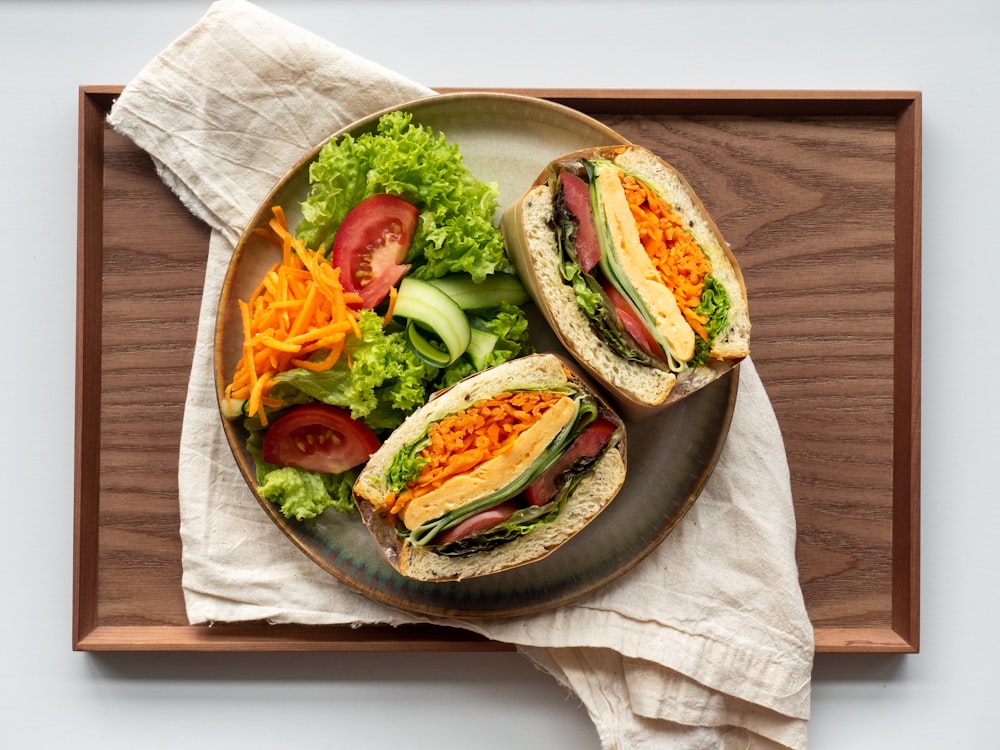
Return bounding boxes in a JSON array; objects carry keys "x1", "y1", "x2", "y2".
[{"x1": 75, "y1": 86, "x2": 920, "y2": 653}]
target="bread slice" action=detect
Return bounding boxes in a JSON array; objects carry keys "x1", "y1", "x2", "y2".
[
  {"x1": 352, "y1": 353, "x2": 626, "y2": 582},
  {"x1": 501, "y1": 145, "x2": 750, "y2": 420}
]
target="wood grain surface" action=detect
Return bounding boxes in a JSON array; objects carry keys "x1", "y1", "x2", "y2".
[{"x1": 74, "y1": 87, "x2": 920, "y2": 653}]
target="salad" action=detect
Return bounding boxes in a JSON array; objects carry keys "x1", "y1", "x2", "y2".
[{"x1": 223, "y1": 111, "x2": 533, "y2": 521}]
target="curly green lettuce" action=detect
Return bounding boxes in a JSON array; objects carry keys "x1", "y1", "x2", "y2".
[
  {"x1": 688, "y1": 274, "x2": 731, "y2": 367},
  {"x1": 258, "y1": 467, "x2": 356, "y2": 521},
  {"x1": 244, "y1": 429, "x2": 356, "y2": 520},
  {"x1": 272, "y1": 310, "x2": 437, "y2": 432},
  {"x1": 297, "y1": 110, "x2": 508, "y2": 282}
]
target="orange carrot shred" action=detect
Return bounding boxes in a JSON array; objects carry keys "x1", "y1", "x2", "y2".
[
  {"x1": 383, "y1": 284, "x2": 399, "y2": 327},
  {"x1": 225, "y1": 206, "x2": 361, "y2": 425},
  {"x1": 388, "y1": 391, "x2": 563, "y2": 515},
  {"x1": 620, "y1": 173, "x2": 712, "y2": 341}
]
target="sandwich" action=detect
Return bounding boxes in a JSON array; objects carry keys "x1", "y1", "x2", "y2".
[
  {"x1": 352, "y1": 353, "x2": 626, "y2": 581},
  {"x1": 501, "y1": 145, "x2": 750, "y2": 420}
]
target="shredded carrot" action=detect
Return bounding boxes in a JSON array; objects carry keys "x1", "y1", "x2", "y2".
[
  {"x1": 388, "y1": 391, "x2": 563, "y2": 515},
  {"x1": 224, "y1": 207, "x2": 363, "y2": 425},
  {"x1": 621, "y1": 173, "x2": 712, "y2": 341}
]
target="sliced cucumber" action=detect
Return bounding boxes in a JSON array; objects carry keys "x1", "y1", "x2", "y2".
[
  {"x1": 426, "y1": 273, "x2": 529, "y2": 310},
  {"x1": 393, "y1": 277, "x2": 471, "y2": 366},
  {"x1": 465, "y1": 326, "x2": 500, "y2": 370},
  {"x1": 219, "y1": 396, "x2": 248, "y2": 420},
  {"x1": 405, "y1": 320, "x2": 452, "y2": 367}
]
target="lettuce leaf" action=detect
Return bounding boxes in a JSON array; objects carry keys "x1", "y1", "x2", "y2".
[
  {"x1": 244, "y1": 428, "x2": 356, "y2": 520},
  {"x1": 296, "y1": 110, "x2": 508, "y2": 282},
  {"x1": 257, "y1": 466, "x2": 357, "y2": 520},
  {"x1": 685, "y1": 274, "x2": 731, "y2": 368},
  {"x1": 429, "y1": 496, "x2": 562, "y2": 557},
  {"x1": 695, "y1": 273, "x2": 732, "y2": 341},
  {"x1": 384, "y1": 435, "x2": 431, "y2": 496},
  {"x1": 272, "y1": 310, "x2": 437, "y2": 432},
  {"x1": 560, "y1": 255, "x2": 659, "y2": 369}
]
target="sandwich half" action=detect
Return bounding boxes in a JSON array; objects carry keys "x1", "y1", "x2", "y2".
[
  {"x1": 353, "y1": 353, "x2": 626, "y2": 581},
  {"x1": 502, "y1": 145, "x2": 750, "y2": 420}
]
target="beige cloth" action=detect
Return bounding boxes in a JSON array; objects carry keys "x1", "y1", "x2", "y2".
[{"x1": 108, "y1": 1, "x2": 814, "y2": 747}]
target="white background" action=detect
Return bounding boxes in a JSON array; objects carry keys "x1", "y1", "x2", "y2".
[{"x1": 3, "y1": 1, "x2": 998, "y2": 747}]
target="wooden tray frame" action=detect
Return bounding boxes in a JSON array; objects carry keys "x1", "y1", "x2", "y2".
[{"x1": 75, "y1": 86, "x2": 920, "y2": 653}]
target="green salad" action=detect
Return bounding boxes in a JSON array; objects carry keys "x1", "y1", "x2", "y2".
[{"x1": 229, "y1": 111, "x2": 533, "y2": 521}]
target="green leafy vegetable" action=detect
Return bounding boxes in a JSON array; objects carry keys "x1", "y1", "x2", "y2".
[
  {"x1": 257, "y1": 467, "x2": 357, "y2": 520},
  {"x1": 297, "y1": 110, "x2": 509, "y2": 282},
  {"x1": 245, "y1": 429, "x2": 356, "y2": 520},
  {"x1": 272, "y1": 310, "x2": 437, "y2": 432},
  {"x1": 384, "y1": 436, "x2": 431, "y2": 498},
  {"x1": 432, "y1": 500, "x2": 563, "y2": 556},
  {"x1": 695, "y1": 274, "x2": 732, "y2": 341},
  {"x1": 685, "y1": 275, "x2": 731, "y2": 368}
]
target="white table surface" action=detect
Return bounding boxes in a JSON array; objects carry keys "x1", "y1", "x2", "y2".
[{"x1": 5, "y1": 1, "x2": 997, "y2": 747}]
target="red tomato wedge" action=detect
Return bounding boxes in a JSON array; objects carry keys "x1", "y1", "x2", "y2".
[
  {"x1": 602, "y1": 282, "x2": 666, "y2": 363},
  {"x1": 559, "y1": 171, "x2": 602, "y2": 273},
  {"x1": 332, "y1": 193, "x2": 419, "y2": 309},
  {"x1": 262, "y1": 404, "x2": 381, "y2": 474}
]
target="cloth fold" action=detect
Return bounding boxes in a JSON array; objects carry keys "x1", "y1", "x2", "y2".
[{"x1": 108, "y1": 1, "x2": 814, "y2": 747}]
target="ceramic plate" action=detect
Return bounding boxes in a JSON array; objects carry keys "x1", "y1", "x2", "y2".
[{"x1": 215, "y1": 92, "x2": 737, "y2": 618}]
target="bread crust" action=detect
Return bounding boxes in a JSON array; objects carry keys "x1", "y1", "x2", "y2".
[
  {"x1": 352, "y1": 353, "x2": 627, "y2": 582},
  {"x1": 501, "y1": 145, "x2": 750, "y2": 421}
]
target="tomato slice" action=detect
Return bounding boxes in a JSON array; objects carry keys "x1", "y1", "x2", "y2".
[
  {"x1": 332, "y1": 193, "x2": 419, "y2": 309},
  {"x1": 432, "y1": 500, "x2": 521, "y2": 545},
  {"x1": 524, "y1": 416, "x2": 619, "y2": 506},
  {"x1": 262, "y1": 404, "x2": 381, "y2": 474},
  {"x1": 559, "y1": 171, "x2": 602, "y2": 273},
  {"x1": 524, "y1": 416, "x2": 618, "y2": 506},
  {"x1": 602, "y1": 282, "x2": 666, "y2": 362}
]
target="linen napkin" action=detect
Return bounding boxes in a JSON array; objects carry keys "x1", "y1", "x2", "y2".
[{"x1": 108, "y1": 1, "x2": 814, "y2": 747}]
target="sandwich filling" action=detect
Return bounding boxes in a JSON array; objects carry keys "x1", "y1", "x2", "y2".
[
  {"x1": 382, "y1": 384, "x2": 623, "y2": 555},
  {"x1": 554, "y1": 157, "x2": 732, "y2": 373}
]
